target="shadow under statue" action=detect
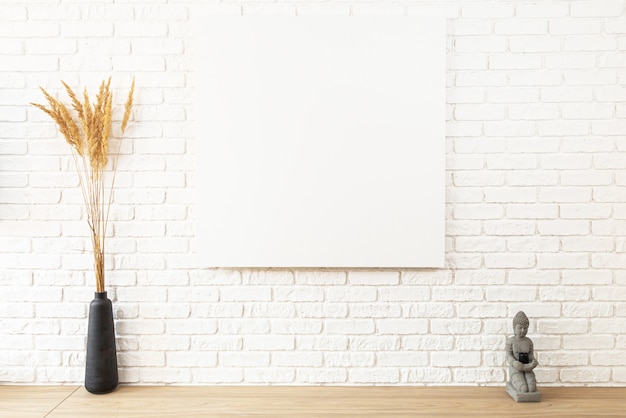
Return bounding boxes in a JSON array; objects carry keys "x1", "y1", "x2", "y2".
[{"x1": 506, "y1": 311, "x2": 541, "y2": 402}]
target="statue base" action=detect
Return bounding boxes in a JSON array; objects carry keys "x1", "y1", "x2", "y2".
[{"x1": 506, "y1": 382, "x2": 541, "y2": 402}]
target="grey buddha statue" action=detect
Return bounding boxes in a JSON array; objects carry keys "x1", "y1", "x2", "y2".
[{"x1": 505, "y1": 311, "x2": 541, "y2": 402}]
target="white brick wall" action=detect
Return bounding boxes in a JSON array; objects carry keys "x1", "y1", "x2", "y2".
[{"x1": 1, "y1": 0, "x2": 625, "y2": 386}]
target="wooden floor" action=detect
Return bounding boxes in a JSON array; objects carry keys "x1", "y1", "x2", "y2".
[{"x1": 1, "y1": 385, "x2": 626, "y2": 417}]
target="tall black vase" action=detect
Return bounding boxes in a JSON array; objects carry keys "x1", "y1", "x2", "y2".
[{"x1": 85, "y1": 291, "x2": 118, "y2": 394}]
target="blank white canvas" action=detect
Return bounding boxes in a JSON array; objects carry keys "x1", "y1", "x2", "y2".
[{"x1": 194, "y1": 16, "x2": 445, "y2": 268}]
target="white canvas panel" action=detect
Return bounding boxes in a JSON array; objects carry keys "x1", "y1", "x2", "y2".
[{"x1": 194, "y1": 16, "x2": 445, "y2": 268}]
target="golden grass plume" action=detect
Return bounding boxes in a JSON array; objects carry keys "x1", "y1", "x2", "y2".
[{"x1": 31, "y1": 78, "x2": 135, "y2": 293}]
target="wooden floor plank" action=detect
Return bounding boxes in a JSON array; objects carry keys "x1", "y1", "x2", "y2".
[
  {"x1": 0, "y1": 385, "x2": 79, "y2": 418},
  {"x1": 37, "y1": 386, "x2": 626, "y2": 417}
]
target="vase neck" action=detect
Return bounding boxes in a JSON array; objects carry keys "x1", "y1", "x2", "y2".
[{"x1": 94, "y1": 291, "x2": 108, "y2": 300}]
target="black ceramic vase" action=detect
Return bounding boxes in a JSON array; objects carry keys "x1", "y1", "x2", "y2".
[{"x1": 85, "y1": 291, "x2": 118, "y2": 394}]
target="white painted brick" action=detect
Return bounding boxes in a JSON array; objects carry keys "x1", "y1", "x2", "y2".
[
  {"x1": 349, "y1": 368, "x2": 399, "y2": 384},
  {"x1": 509, "y1": 303, "x2": 562, "y2": 319},
  {"x1": 455, "y1": 73, "x2": 506, "y2": 87},
  {"x1": 454, "y1": 270, "x2": 506, "y2": 285},
  {"x1": 325, "y1": 319, "x2": 374, "y2": 335},
  {"x1": 564, "y1": 35, "x2": 617, "y2": 51},
  {"x1": 562, "y1": 270, "x2": 613, "y2": 285},
  {"x1": 449, "y1": 20, "x2": 492, "y2": 36},
  {"x1": 377, "y1": 352, "x2": 428, "y2": 367},
  {"x1": 298, "y1": 368, "x2": 346, "y2": 384},
  {"x1": 220, "y1": 287, "x2": 271, "y2": 302},
  {"x1": 507, "y1": 170, "x2": 559, "y2": 186},
  {"x1": 563, "y1": 234, "x2": 614, "y2": 252},
  {"x1": 0, "y1": 22, "x2": 59, "y2": 38},
  {"x1": 508, "y1": 270, "x2": 560, "y2": 285},
  {"x1": 486, "y1": 287, "x2": 536, "y2": 302},
  {"x1": 455, "y1": 37, "x2": 507, "y2": 53},
  {"x1": 348, "y1": 271, "x2": 398, "y2": 285},
  {"x1": 457, "y1": 303, "x2": 507, "y2": 320},
  {"x1": 455, "y1": 368, "x2": 506, "y2": 383},
  {"x1": 247, "y1": 303, "x2": 295, "y2": 318},
  {"x1": 379, "y1": 287, "x2": 430, "y2": 302},
  {"x1": 218, "y1": 319, "x2": 270, "y2": 335},
  {"x1": 274, "y1": 286, "x2": 323, "y2": 302},
  {"x1": 591, "y1": 319, "x2": 626, "y2": 334},
  {"x1": 144, "y1": 368, "x2": 192, "y2": 384},
  {"x1": 560, "y1": 368, "x2": 611, "y2": 383},
  {"x1": 401, "y1": 271, "x2": 452, "y2": 285},
  {"x1": 484, "y1": 187, "x2": 536, "y2": 203},
  {"x1": 455, "y1": 236, "x2": 504, "y2": 252},
  {"x1": 592, "y1": 253, "x2": 626, "y2": 269},
  {"x1": 489, "y1": 54, "x2": 542, "y2": 70},
  {"x1": 166, "y1": 351, "x2": 216, "y2": 368},
  {"x1": 571, "y1": 1, "x2": 623, "y2": 17},
  {"x1": 432, "y1": 287, "x2": 483, "y2": 302},
  {"x1": 272, "y1": 319, "x2": 322, "y2": 335},
  {"x1": 546, "y1": 53, "x2": 597, "y2": 69},
  {"x1": 296, "y1": 303, "x2": 347, "y2": 319},
  {"x1": 193, "y1": 367, "x2": 244, "y2": 384},
  {"x1": 432, "y1": 351, "x2": 481, "y2": 367},
  {"x1": 245, "y1": 368, "x2": 295, "y2": 384},
  {"x1": 516, "y1": 3, "x2": 568, "y2": 18},
  {"x1": 296, "y1": 4, "x2": 351, "y2": 16},
  {"x1": 447, "y1": 87, "x2": 485, "y2": 104},
  {"x1": 298, "y1": 336, "x2": 348, "y2": 351},
  {"x1": 350, "y1": 303, "x2": 401, "y2": 318},
  {"x1": 272, "y1": 352, "x2": 322, "y2": 367},
  {"x1": 540, "y1": 286, "x2": 590, "y2": 301},
  {"x1": 431, "y1": 319, "x2": 482, "y2": 335},
  {"x1": 494, "y1": 19, "x2": 547, "y2": 35},
  {"x1": 245, "y1": 335, "x2": 294, "y2": 351},
  {"x1": 550, "y1": 19, "x2": 603, "y2": 35},
  {"x1": 377, "y1": 319, "x2": 428, "y2": 335},
  {"x1": 462, "y1": 4, "x2": 514, "y2": 19}
]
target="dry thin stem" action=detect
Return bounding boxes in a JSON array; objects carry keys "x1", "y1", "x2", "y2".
[{"x1": 32, "y1": 78, "x2": 135, "y2": 293}]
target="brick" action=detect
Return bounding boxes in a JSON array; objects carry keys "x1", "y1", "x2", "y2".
[
  {"x1": 115, "y1": 21, "x2": 168, "y2": 37},
  {"x1": 550, "y1": 19, "x2": 603, "y2": 35},
  {"x1": 571, "y1": 1, "x2": 623, "y2": 17},
  {"x1": 272, "y1": 352, "x2": 322, "y2": 367},
  {"x1": 517, "y1": 3, "x2": 568, "y2": 18},
  {"x1": 350, "y1": 303, "x2": 401, "y2": 318},
  {"x1": 432, "y1": 287, "x2": 484, "y2": 302},
  {"x1": 349, "y1": 368, "x2": 399, "y2": 383},
  {"x1": 455, "y1": 37, "x2": 507, "y2": 53},
  {"x1": 563, "y1": 103, "x2": 615, "y2": 120},
  {"x1": 564, "y1": 36, "x2": 616, "y2": 51},
  {"x1": 538, "y1": 319, "x2": 588, "y2": 334},
  {"x1": 298, "y1": 368, "x2": 346, "y2": 384},
  {"x1": 348, "y1": 271, "x2": 398, "y2": 285},
  {"x1": 449, "y1": 20, "x2": 492, "y2": 36},
  {"x1": 540, "y1": 287, "x2": 590, "y2": 301},
  {"x1": 508, "y1": 270, "x2": 560, "y2": 285},
  {"x1": 432, "y1": 351, "x2": 481, "y2": 367},
  {"x1": 377, "y1": 352, "x2": 428, "y2": 367},
  {"x1": 546, "y1": 53, "x2": 597, "y2": 69},
  {"x1": 462, "y1": 4, "x2": 514, "y2": 18},
  {"x1": 541, "y1": 86, "x2": 593, "y2": 102},
  {"x1": 325, "y1": 319, "x2": 374, "y2": 335},
  {"x1": 245, "y1": 368, "x2": 295, "y2": 384},
  {"x1": 379, "y1": 287, "x2": 430, "y2": 302},
  {"x1": 494, "y1": 19, "x2": 547, "y2": 35},
  {"x1": 403, "y1": 302, "x2": 453, "y2": 319},
  {"x1": 507, "y1": 204, "x2": 558, "y2": 219},
  {"x1": 455, "y1": 236, "x2": 505, "y2": 252},
  {"x1": 560, "y1": 368, "x2": 611, "y2": 383},
  {"x1": 298, "y1": 336, "x2": 348, "y2": 351},
  {"x1": 562, "y1": 270, "x2": 613, "y2": 285},
  {"x1": 377, "y1": 319, "x2": 428, "y2": 335},
  {"x1": 193, "y1": 365, "x2": 244, "y2": 384},
  {"x1": 486, "y1": 287, "x2": 536, "y2": 302},
  {"x1": 454, "y1": 270, "x2": 506, "y2": 285},
  {"x1": 245, "y1": 336, "x2": 294, "y2": 351}
]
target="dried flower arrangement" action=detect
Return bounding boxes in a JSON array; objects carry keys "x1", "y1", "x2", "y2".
[{"x1": 32, "y1": 78, "x2": 135, "y2": 293}]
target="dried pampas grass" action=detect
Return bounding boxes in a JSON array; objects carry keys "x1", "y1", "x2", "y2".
[{"x1": 32, "y1": 77, "x2": 135, "y2": 293}]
